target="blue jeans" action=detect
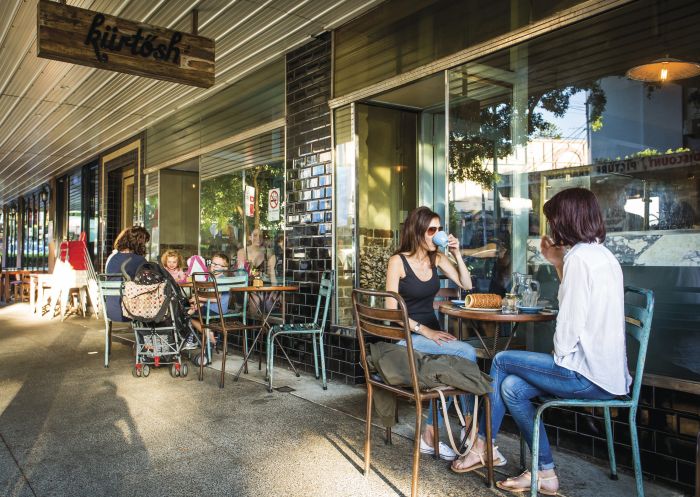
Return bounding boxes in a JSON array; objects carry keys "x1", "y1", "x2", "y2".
[
  {"x1": 398, "y1": 334, "x2": 477, "y2": 427},
  {"x1": 478, "y1": 351, "x2": 615, "y2": 469}
]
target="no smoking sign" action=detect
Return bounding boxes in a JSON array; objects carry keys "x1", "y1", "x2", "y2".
[{"x1": 268, "y1": 188, "x2": 280, "y2": 221}]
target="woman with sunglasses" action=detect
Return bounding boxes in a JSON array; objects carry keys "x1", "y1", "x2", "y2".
[{"x1": 385, "y1": 206, "x2": 500, "y2": 462}]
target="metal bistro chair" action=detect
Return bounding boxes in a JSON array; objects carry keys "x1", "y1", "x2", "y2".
[
  {"x1": 98, "y1": 273, "x2": 132, "y2": 368},
  {"x1": 191, "y1": 272, "x2": 262, "y2": 388},
  {"x1": 266, "y1": 270, "x2": 333, "y2": 393},
  {"x1": 352, "y1": 288, "x2": 494, "y2": 497},
  {"x1": 524, "y1": 286, "x2": 655, "y2": 497},
  {"x1": 199, "y1": 270, "x2": 251, "y2": 366}
]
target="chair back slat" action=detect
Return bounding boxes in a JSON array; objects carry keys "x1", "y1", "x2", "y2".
[
  {"x1": 357, "y1": 316, "x2": 406, "y2": 340},
  {"x1": 216, "y1": 274, "x2": 248, "y2": 291},
  {"x1": 354, "y1": 302, "x2": 405, "y2": 322},
  {"x1": 313, "y1": 270, "x2": 334, "y2": 328},
  {"x1": 97, "y1": 274, "x2": 123, "y2": 297},
  {"x1": 623, "y1": 286, "x2": 655, "y2": 405}
]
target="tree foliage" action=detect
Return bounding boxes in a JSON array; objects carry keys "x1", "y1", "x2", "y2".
[{"x1": 448, "y1": 82, "x2": 606, "y2": 190}]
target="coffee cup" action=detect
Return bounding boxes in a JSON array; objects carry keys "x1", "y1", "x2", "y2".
[{"x1": 432, "y1": 230, "x2": 449, "y2": 248}]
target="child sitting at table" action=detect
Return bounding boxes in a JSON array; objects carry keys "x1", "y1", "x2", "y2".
[{"x1": 160, "y1": 249, "x2": 187, "y2": 283}]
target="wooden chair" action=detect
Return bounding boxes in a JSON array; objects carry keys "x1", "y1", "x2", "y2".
[
  {"x1": 191, "y1": 272, "x2": 262, "y2": 388},
  {"x1": 352, "y1": 288, "x2": 494, "y2": 497},
  {"x1": 11, "y1": 273, "x2": 30, "y2": 302}
]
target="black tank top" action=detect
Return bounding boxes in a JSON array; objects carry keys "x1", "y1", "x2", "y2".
[{"x1": 397, "y1": 254, "x2": 441, "y2": 330}]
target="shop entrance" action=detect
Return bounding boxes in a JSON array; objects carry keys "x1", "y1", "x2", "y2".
[
  {"x1": 159, "y1": 160, "x2": 200, "y2": 260},
  {"x1": 354, "y1": 73, "x2": 446, "y2": 291}
]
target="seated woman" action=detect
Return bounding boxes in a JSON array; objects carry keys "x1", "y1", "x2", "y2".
[
  {"x1": 105, "y1": 226, "x2": 150, "y2": 322},
  {"x1": 237, "y1": 228, "x2": 277, "y2": 284},
  {"x1": 385, "y1": 207, "x2": 496, "y2": 462},
  {"x1": 451, "y1": 188, "x2": 630, "y2": 496},
  {"x1": 160, "y1": 249, "x2": 187, "y2": 283}
]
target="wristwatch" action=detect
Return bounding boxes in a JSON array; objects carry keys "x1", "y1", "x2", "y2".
[{"x1": 413, "y1": 322, "x2": 422, "y2": 334}]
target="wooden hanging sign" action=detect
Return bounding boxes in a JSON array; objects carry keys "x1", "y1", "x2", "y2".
[{"x1": 37, "y1": 0, "x2": 215, "y2": 88}]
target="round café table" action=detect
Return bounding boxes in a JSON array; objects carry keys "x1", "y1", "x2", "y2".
[{"x1": 439, "y1": 303, "x2": 556, "y2": 359}]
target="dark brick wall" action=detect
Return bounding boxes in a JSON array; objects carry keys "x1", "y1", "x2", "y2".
[{"x1": 497, "y1": 384, "x2": 698, "y2": 494}]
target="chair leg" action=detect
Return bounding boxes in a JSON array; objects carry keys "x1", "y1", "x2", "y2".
[
  {"x1": 530, "y1": 408, "x2": 543, "y2": 497},
  {"x1": 267, "y1": 333, "x2": 275, "y2": 393},
  {"x1": 484, "y1": 395, "x2": 494, "y2": 487},
  {"x1": 364, "y1": 383, "x2": 373, "y2": 476},
  {"x1": 604, "y1": 407, "x2": 618, "y2": 480},
  {"x1": 220, "y1": 332, "x2": 227, "y2": 389},
  {"x1": 431, "y1": 398, "x2": 440, "y2": 460},
  {"x1": 318, "y1": 332, "x2": 327, "y2": 390},
  {"x1": 519, "y1": 434, "x2": 527, "y2": 471},
  {"x1": 411, "y1": 401, "x2": 422, "y2": 497},
  {"x1": 311, "y1": 333, "x2": 320, "y2": 379},
  {"x1": 104, "y1": 321, "x2": 111, "y2": 368},
  {"x1": 629, "y1": 410, "x2": 645, "y2": 497},
  {"x1": 385, "y1": 426, "x2": 392, "y2": 445}
]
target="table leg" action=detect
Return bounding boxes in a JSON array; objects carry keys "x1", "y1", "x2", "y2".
[{"x1": 30, "y1": 276, "x2": 37, "y2": 313}]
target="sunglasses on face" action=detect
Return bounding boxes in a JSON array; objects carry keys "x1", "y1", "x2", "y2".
[{"x1": 426, "y1": 226, "x2": 443, "y2": 236}]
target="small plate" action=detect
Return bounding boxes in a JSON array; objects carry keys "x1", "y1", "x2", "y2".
[
  {"x1": 517, "y1": 305, "x2": 544, "y2": 314},
  {"x1": 461, "y1": 306, "x2": 500, "y2": 312},
  {"x1": 451, "y1": 299, "x2": 465, "y2": 306}
]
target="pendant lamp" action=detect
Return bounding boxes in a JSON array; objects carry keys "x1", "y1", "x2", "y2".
[{"x1": 627, "y1": 56, "x2": 700, "y2": 82}]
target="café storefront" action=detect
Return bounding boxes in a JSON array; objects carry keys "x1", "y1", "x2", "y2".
[
  {"x1": 329, "y1": 0, "x2": 699, "y2": 491},
  {"x1": 0, "y1": 0, "x2": 697, "y2": 490}
]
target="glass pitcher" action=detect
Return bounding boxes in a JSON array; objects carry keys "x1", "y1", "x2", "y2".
[{"x1": 511, "y1": 272, "x2": 541, "y2": 307}]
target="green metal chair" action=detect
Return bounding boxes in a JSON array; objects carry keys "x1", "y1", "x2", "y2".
[
  {"x1": 265, "y1": 270, "x2": 333, "y2": 392},
  {"x1": 524, "y1": 286, "x2": 654, "y2": 497},
  {"x1": 97, "y1": 273, "x2": 131, "y2": 368}
]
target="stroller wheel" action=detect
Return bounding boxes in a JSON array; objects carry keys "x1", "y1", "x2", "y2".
[
  {"x1": 170, "y1": 364, "x2": 180, "y2": 378},
  {"x1": 180, "y1": 363, "x2": 189, "y2": 378},
  {"x1": 142, "y1": 364, "x2": 150, "y2": 377},
  {"x1": 192, "y1": 354, "x2": 209, "y2": 367},
  {"x1": 132, "y1": 366, "x2": 141, "y2": 378}
]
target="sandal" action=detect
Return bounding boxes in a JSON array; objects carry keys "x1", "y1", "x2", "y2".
[
  {"x1": 495, "y1": 470, "x2": 559, "y2": 495},
  {"x1": 450, "y1": 445, "x2": 506, "y2": 474}
]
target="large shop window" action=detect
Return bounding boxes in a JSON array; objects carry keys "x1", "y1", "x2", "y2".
[
  {"x1": 199, "y1": 130, "x2": 284, "y2": 282},
  {"x1": 447, "y1": 0, "x2": 700, "y2": 382}
]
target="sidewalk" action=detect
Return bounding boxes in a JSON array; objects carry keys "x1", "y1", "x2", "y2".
[{"x1": 0, "y1": 304, "x2": 684, "y2": 497}]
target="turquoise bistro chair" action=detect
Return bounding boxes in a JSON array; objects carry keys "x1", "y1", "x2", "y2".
[
  {"x1": 266, "y1": 270, "x2": 333, "y2": 392},
  {"x1": 525, "y1": 286, "x2": 654, "y2": 497}
]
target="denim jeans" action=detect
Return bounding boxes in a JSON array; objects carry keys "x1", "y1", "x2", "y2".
[
  {"x1": 478, "y1": 350, "x2": 615, "y2": 469},
  {"x1": 398, "y1": 334, "x2": 477, "y2": 427}
]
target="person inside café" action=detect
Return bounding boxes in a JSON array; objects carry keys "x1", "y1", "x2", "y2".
[
  {"x1": 104, "y1": 226, "x2": 150, "y2": 322},
  {"x1": 237, "y1": 228, "x2": 277, "y2": 284},
  {"x1": 385, "y1": 206, "x2": 507, "y2": 463},
  {"x1": 451, "y1": 188, "x2": 630, "y2": 495}
]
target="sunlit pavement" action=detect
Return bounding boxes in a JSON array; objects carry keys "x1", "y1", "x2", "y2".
[{"x1": 0, "y1": 304, "x2": 683, "y2": 497}]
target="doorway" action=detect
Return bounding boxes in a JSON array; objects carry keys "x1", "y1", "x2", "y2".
[{"x1": 354, "y1": 73, "x2": 446, "y2": 291}]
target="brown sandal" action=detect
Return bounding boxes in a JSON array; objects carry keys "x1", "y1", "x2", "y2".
[
  {"x1": 495, "y1": 470, "x2": 559, "y2": 495},
  {"x1": 450, "y1": 445, "x2": 505, "y2": 474}
]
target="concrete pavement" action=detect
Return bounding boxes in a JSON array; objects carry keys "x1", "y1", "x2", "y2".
[{"x1": 0, "y1": 304, "x2": 684, "y2": 497}]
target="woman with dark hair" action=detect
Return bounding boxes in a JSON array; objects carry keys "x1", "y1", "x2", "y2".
[
  {"x1": 385, "y1": 207, "x2": 501, "y2": 462},
  {"x1": 105, "y1": 226, "x2": 150, "y2": 322},
  {"x1": 452, "y1": 188, "x2": 630, "y2": 495}
]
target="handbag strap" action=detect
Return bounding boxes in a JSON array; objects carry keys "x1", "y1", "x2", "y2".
[{"x1": 431, "y1": 386, "x2": 479, "y2": 457}]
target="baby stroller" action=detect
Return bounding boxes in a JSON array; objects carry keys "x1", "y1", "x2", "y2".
[{"x1": 121, "y1": 261, "x2": 198, "y2": 378}]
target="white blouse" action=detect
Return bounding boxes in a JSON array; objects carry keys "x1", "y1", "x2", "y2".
[{"x1": 553, "y1": 242, "x2": 632, "y2": 395}]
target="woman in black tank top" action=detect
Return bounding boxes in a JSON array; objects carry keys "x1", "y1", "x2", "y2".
[{"x1": 385, "y1": 207, "x2": 477, "y2": 461}]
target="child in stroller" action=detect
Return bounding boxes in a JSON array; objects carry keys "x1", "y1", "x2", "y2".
[{"x1": 121, "y1": 261, "x2": 198, "y2": 378}]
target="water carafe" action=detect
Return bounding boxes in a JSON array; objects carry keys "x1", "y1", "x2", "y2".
[{"x1": 511, "y1": 272, "x2": 541, "y2": 307}]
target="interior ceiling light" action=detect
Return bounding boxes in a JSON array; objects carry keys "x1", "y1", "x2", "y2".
[{"x1": 626, "y1": 57, "x2": 700, "y2": 82}]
